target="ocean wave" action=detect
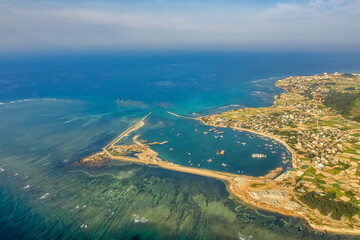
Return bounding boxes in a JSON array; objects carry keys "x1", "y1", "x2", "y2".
[
  {"x1": 68, "y1": 169, "x2": 137, "y2": 181},
  {"x1": 251, "y1": 76, "x2": 288, "y2": 84},
  {"x1": 251, "y1": 77, "x2": 277, "y2": 84},
  {"x1": 154, "y1": 102, "x2": 174, "y2": 108},
  {"x1": 153, "y1": 81, "x2": 175, "y2": 87},
  {"x1": 64, "y1": 118, "x2": 81, "y2": 124},
  {"x1": 251, "y1": 91, "x2": 265, "y2": 95},
  {"x1": 190, "y1": 112, "x2": 201, "y2": 116},
  {"x1": 0, "y1": 98, "x2": 58, "y2": 106},
  {"x1": 38, "y1": 192, "x2": 50, "y2": 200},
  {"x1": 218, "y1": 104, "x2": 242, "y2": 109},
  {"x1": 116, "y1": 99, "x2": 148, "y2": 109}
]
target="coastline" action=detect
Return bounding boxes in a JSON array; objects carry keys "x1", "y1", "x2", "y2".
[
  {"x1": 197, "y1": 117, "x2": 360, "y2": 236},
  {"x1": 78, "y1": 112, "x2": 312, "y2": 231},
  {"x1": 197, "y1": 118, "x2": 299, "y2": 170},
  {"x1": 195, "y1": 74, "x2": 360, "y2": 235},
  {"x1": 78, "y1": 74, "x2": 360, "y2": 235}
]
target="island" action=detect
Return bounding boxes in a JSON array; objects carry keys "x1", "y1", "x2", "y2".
[{"x1": 77, "y1": 73, "x2": 360, "y2": 235}]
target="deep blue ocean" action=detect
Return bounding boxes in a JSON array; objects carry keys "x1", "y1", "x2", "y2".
[{"x1": 0, "y1": 51, "x2": 360, "y2": 240}]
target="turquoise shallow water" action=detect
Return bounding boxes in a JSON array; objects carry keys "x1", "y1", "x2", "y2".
[{"x1": 1, "y1": 52, "x2": 360, "y2": 239}]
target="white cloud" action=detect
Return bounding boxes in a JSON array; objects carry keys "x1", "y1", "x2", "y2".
[{"x1": 0, "y1": 0, "x2": 359, "y2": 52}]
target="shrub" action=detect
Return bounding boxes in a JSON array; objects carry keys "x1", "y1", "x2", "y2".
[
  {"x1": 324, "y1": 91, "x2": 360, "y2": 116},
  {"x1": 345, "y1": 87, "x2": 356, "y2": 91},
  {"x1": 299, "y1": 191, "x2": 359, "y2": 220},
  {"x1": 342, "y1": 73, "x2": 355, "y2": 77}
]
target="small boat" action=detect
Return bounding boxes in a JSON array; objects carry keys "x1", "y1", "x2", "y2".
[
  {"x1": 194, "y1": 129, "x2": 198, "y2": 132},
  {"x1": 241, "y1": 142, "x2": 246, "y2": 146},
  {"x1": 214, "y1": 135, "x2": 219, "y2": 139},
  {"x1": 252, "y1": 153, "x2": 267, "y2": 158},
  {"x1": 217, "y1": 150, "x2": 225, "y2": 155},
  {"x1": 169, "y1": 148, "x2": 174, "y2": 151},
  {"x1": 203, "y1": 131, "x2": 208, "y2": 135},
  {"x1": 209, "y1": 128, "x2": 216, "y2": 132},
  {"x1": 207, "y1": 159, "x2": 212, "y2": 162},
  {"x1": 221, "y1": 163, "x2": 227, "y2": 167},
  {"x1": 187, "y1": 152, "x2": 191, "y2": 155},
  {"x1": 176, "y1": 133, "x2": 181, "y2": 136},
  {"x1": 217, "y1": 131, "x2": 225, "y2": 134}
]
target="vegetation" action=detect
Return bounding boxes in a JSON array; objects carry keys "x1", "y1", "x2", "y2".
[
  {"x1": 250, "y1": 183, "x2": 266, "y2": 188},
  {"x1": 324, "y1": 91, "x2": 360, "y2": 121},
  {"x1": 325, "y1": 82, "x2": 336, "y2": 86},
  {"x1": 345, "y1": 87, "x2": 356, "y2": 91},
  {"x1": 307, "y1": 167, "x2": 316, "y2": 175},
  {"x1": 273, "y1": 129, "x2": 297, "y2": 137},
  {"x1": 300, "y1": 191, "x2": 359, "y2": 220},
  {"x1": 111, "y1": 150, "x2": 122, "y2": 156},
  {"x1": 342, "y1": 73, "x2": 355, "y2": 78}
]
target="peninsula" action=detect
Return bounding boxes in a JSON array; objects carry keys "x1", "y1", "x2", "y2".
[{"x1": 78, "y1": 73, "x2": 360, "y2": 234}]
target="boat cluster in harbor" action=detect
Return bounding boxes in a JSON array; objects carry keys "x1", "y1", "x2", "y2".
[
  {"x1": 202, "y1": 128, "x2": 225, "y2": 138},
  {"x1": 202, "y1": 127, "x2": 227, "y2": 156},
  {"x1": 168, "y1": 124, "x2": 289, "y2": 173}
]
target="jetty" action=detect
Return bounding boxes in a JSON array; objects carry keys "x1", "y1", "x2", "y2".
[
  {"x1": 104, "y1": 112, "x2": 152, "y2": 150},
  {"x1": 167, "y1": 111, "x2": 197, "y2": 120}
]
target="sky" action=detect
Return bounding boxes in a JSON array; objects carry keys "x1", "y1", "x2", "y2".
[{"x1": 1, "y1": 0, "x2": 360, "y2": 52}]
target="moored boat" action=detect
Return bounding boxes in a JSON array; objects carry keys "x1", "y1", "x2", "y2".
[{"x1": 217, "y1": 150, "x2": 225, "y2": 155}]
